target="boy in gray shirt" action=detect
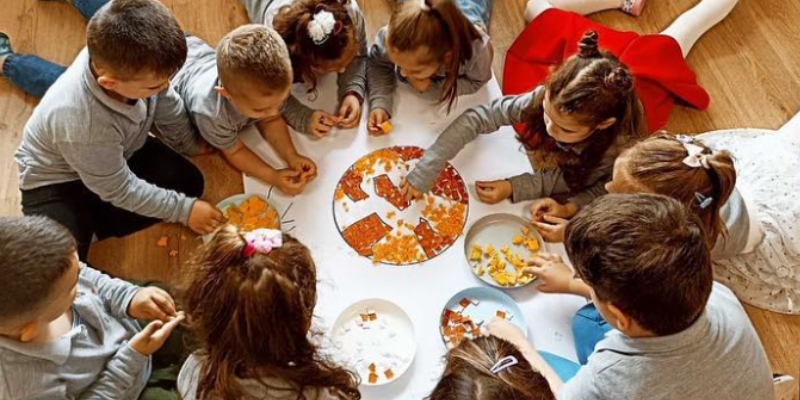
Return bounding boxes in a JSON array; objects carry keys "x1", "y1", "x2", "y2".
[
  {"x1": 4, "y1": 0, "x2": 225, "y2": 260},
  {"x1": 513, "y1": 194, "x2": 775, "y2": 400},
  {"x1": 0, "y1": 216, "x2": 185, "y2": 400}
]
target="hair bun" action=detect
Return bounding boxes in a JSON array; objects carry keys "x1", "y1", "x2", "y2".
[
  {"x1": 578, "y1": 30, "x2": 601, "y2": 58},
  {"x1": 605, "y1": 66, "x2": 633, "y2": 92}
]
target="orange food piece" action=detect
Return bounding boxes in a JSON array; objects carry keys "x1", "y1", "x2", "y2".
[
  {"x1": 342, "y1": 213, "x2": 392, "y2": 257},
  {"x1": 168, "y1": 250, "x2": 179, "y2": 258},
  {"x1": 374, "y1": 174, "x2": 411, "y2": 211},
  {"x1": 414, "y1": 218, "x2": 456, "y2": 258},
  {"x1": 156, "y1": 236, "x2": 168, "y2": 247},
  {"x1": 432, "y1": 165, "x2": 469, "y2": 204},
  {"x1": 422, "y1": 201, "x2": 466, "y2": 238},
  {"x1": 379, "y1": 120, "x2": 393, "y2": 134},
  {"x1": 339, "y1": 169, "x2": 369, "y2": 202},
  {"x1": 368, "y1": 363, "x2": 377, "y2": 373},
  {"x1": 368, "y1": 373, "x2": 379, "y2": 384},
  {"x1": 224, "y1": 196, "x2": 279, "y2": 232},
  {"x1": 372, "y1": 233, "x2": 426, "y2": 264},
  {"x1": 459, "y1": 298, "x2": 471, "y2": 309},
  {"x1": 384, "y1": 369, "x2": 395, "y2": 380},
  {"x1": 496, "y1": 310, "x2": 507, "y2": 319}
]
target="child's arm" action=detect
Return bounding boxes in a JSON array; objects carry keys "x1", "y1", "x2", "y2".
[
  {"x1": 337, "y1": 4, "x2": 367, "y2": 110},
  {"x1": 454, "y1": 34, "x2": 495, "y2": 96},
  {"x1": 258, "y1": 117, "x2": 317, "y2": 181},
  {"x1": 153, "y1": 85, "x2": 205, "y2": 156},
  {"x1": 367, "y1": 27, "x2": 398, "y2": 117},
  {"x1": 405, "y1": 92, "x2": 534, "y2": 193},
  {"x1": 282, "y1": 95, "x2": 338, "y2": 137},
  {"x1": 79, "y1": 264, "x2": 143, "y2": 320}
]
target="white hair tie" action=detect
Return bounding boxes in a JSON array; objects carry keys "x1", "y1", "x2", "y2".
[{"x1": 308, "y1": 10, "x2": 336, "y2": 45}]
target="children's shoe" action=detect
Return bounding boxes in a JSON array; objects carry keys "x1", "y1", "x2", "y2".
[
  {"x1": 0, "y1": 32, "x2": 13, "y2": 57},
  {"x1": 621, "y1": 0, "x2": 647, "y2": 16},
  {"x1": 773, "y1": 374, "x2": 796, "y2": 400}
]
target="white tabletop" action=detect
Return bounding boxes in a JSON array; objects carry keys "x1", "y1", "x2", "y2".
[{"x1": 240, "y1": 74, "x2": 587, "y2": 400}]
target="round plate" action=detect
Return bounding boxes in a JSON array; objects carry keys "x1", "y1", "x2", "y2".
[
  {"x1": 204, "y1": 193, "x2": 283, "y2": 243},
  {"x1": 439, "y1": 286, "x2": 527, "y2": 348},
  {"x1": 463, "y1": 213, "x2": 543, "y2": 288},
  {"x1": 331, "y1": 298, "x2": 416, "y2": 386}
]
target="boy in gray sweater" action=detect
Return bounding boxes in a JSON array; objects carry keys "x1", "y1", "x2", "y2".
[{"x1": 4, "y1": 0, "x2": 225, "y2": 260}]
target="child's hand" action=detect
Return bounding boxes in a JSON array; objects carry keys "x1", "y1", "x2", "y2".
[
  {"x1": 524, "y1": 253, "x2": 577, "y2": 294},
  {"x1": 288, "y1": 155, "x2": 318, "y2": 183},
  {"x1": 368, "y1": 109, "x2": 391, "y2": 136},
  {"x1": 409, "y1": 77, "x2": 433, "y2": 93},
  {"x1": 310, "y1": 110, "x2": 339, "y2": 138},
  {"x1": 337, "y1": 95, "x2": 362, "y2": 129},
  {"x1": 400, "y1": 178, "x2": 424, "y2": 202},
  {"x1": 485, "y1": 319, "x2": 528, "y2": 345},
  {"x1": 188, "y1": 200, "x2": 225, "y2": 235},
  {"x1": 271, "y1": 168, "x2": 307, "y2": 196},
  {"x1": 532, "y1": 214, "x2": 568, "y2": 243},
  {"x1": 128, "y1": 286, "x2": 176, "y2": 321},
  {"x1": 129, "y1": 312, "x2": 185, "y2": 356},
  {"x1": 530, "y1": 198, "x2": 579, "y2": 221},
  {"x1": 475, "y1": 180, "x2": 512, "y2": 204}
]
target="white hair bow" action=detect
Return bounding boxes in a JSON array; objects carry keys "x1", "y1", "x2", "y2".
[
  {"x1": 676, "y1": 134, "x2": 711, "y2": 169},
  {"x1": 308, "y1": 10, "x2": 336, "y2": 45}
]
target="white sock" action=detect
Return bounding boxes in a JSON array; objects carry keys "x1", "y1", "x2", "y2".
[
  {"x1": 548, "y1": 0, "x2": 624, "y2": 15},
  {"x1": 525, "y1": 0, "x2": 554, "y2": 22},
  {"x1": 661, "y1": 0, "x2": 739, "y2": 57}
]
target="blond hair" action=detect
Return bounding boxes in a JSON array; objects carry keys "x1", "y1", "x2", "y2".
[{"x1": 217, "y1": 24, "x2": 293, "y2": 94}]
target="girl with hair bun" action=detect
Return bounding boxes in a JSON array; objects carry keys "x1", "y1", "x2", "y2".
[
  {"x1": 241, "y1": 0, "x2": 367, "y2": 137},
  {"x1": 506, "y1": 0, "x2": 739, "y2": 134},
  {"x1": 402, "y1": 31, "x2": 646, "y2": 223}
]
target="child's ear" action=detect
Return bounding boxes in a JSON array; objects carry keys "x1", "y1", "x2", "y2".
[
  {"x1": 215, "y1": 86, "x2": 231, "y2": 99},
  {"x1": 18, "y1": 322, "x2": 39, "y2": 343},
  {"x1": 596, "y1": 117, "x2": 617, "y2": 130},
  {"x1": 96, "y1": 75, "x2": 118, "y2": 91},
  {"x1": 606, "y1": 302, "x2": 632, "y2": 331}
]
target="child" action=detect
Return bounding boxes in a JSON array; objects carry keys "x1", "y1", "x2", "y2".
[
  {"x1": 0, "y1": 215, "x2": 186, "y2": 399},
  {"x1": 3, "y1": 0, "x2": 224, "y2": 260},
  {"x1": 402, "y1": 31, "x2": 645, "y2": 220},
  {"x1": 506, "y1": 0, "x2": 739, "y2": 133},
  {"x1": 241, "y1": 0, "x2": 367, "y2": 137},
  {"x1": 172, "y1": 25, "x2": 318, "y2": 195},
  {"x1": 178, "y1": 226, "x2": 361, "y2": 400},
  {"x1": 367, "y1": 0, "x2": 495, "y2": 134},
  {"x1": 527, "y1": 194, "x2": 774, "y2": 399}
]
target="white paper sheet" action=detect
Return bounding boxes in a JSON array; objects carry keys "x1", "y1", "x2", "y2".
[{"x1": 241, "y1": 74, "x2": 587, "y2": 399}]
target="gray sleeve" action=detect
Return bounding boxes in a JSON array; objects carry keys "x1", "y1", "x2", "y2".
[
  {"x1": 558, "y1": 366, "x2": 604, "y2": 400},
  {"x1": 76, "y1": 343, "x2": 149, "y2": 400},
  {"x1": 58, "y1": 139, "x2": 195, "y2": 224},
  {"x1": 407, "y1": 92, "x2": 534, "y2": 192},
  {"x1": 80, "y1": 263, "x2": 142, "y2": 320},
  {"x1": 282, "y1": 95, "x2": 315, "y2": 135},
  {"x1": 194, "y1": 113, "x2": 240, "y2": 151},
  {"x1": 454, "y1": 35, "x2": 495, "y2": 96},
  {"x1": 337, "y1": 3, "x2": 367, "y2": 100},
  {"x1": 153, "y1": 86, "x2": 203, "y2": 156},
  {"x1": 367, "y1": 27, "x2": 397, "y2": 113},
  {"x1": 508, "y1": 162, "x2": 610, "y2": 205},
  {"x1": 710, "y1": 189, "x2": 750, "y2": 260},
  {"x1": 240, "y1": 0, "x2": 273, "y2": 25}
]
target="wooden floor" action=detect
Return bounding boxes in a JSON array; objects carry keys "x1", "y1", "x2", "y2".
[{"x1": 1, "y1": 0, "x2": 798, "y2": 393}]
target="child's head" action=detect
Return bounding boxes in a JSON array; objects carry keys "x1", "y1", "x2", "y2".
[
  {"x1": 86, "y1": 0, "x2": 187, "y2": 100},
  {"x1": 272, "y1": 0, "x2": 360, "y2": 93},
  {"x1": 565, "y1": 194, "x2": 713, "y2": 337},
  {"x1": 183, "y1": 225, "x2": 359, "y2": 400},
  {"x1": 0, "y1": 216, "x2": 80, "y2": 342},
  {"x1": 428, "y1": 336, "x2": 555, "y2": 400},
  {"x1": 387, "y1": 0, "x2": 482, "y2": 112},
  {"x1": 606, "y1": 134, "x2": 737, "y2": 250},
  {"x1": 521, "y1": 31, "x2": 646, "y2": 191},
  {"x1": 216, "y1": 25, "x2": 293, "y2": 120}
]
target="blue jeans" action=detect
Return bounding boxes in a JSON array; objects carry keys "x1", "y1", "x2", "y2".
[
  {"x1": 572, "y1": 303, "x2": 613, "y2": 365},
  {"x1": 540, "y1": 351, "x2": 581, "y2": 382},
  {"x1": 456, "y1": 0, "x2": 493, "y2": 32},
  {"x1": 2, "y1": 0, "x2": 109, "y2": 98}
]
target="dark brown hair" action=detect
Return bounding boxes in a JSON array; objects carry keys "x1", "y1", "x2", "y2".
[
  {"x1": 388, "y1": 0, "x2": 482, "y2": 112},
  {"x1": 619, "y1": 134, "x2": 737, "y2": 250},
  {"x1": 272, "y1": 0, "x2": 357, "y2": 93},
  {"x1": 521, "y1": 31, "x2": 646, "y2": 192},
  {"x1": 0, "y1": 216, "x2": 76, "y2": 321},
  {"x1": 428, "y1": 336, "x2": 555, "y2": 400},
  {"x1": 86, "y1": 0, "x2": 187, "y2": 79},
  {"x1": 183, "y1": 225, "x2": 360, "y2": 400},
  {"x1": 217, "y1": 24, "x2": 293, "y2": 94},
  {"x1": 565, "y1": 194, "x2": 713, "y2": 336}
]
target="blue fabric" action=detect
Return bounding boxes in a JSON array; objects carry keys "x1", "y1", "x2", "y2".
[
  {"x1": 72, "y1": 0, "x2": 110, "y2": 20},
  {"x1": 3, "y1": 54, "x2": 66, "y2": 98},
  {"x1": 572, "y1": 303, "x2": 613, "y2": 365},
  {"x1": 539, "y1": 351, "x2": 581, "y2": 382},
  {"x1": 455, "y1": 0, "x2": 493, "y2": 31}
]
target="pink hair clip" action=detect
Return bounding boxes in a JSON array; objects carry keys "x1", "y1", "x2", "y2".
[{"x1": 242, "y1": 229, "x2": 283, "y2": 257}]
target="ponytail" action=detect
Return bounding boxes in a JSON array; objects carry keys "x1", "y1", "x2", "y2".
[{"x1": 388, "y1": 0, "x2": 481, "y2": 113}]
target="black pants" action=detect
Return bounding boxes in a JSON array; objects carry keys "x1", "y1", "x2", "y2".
[{"x1": 21, "y1": 137, "x2": 204, "y2": 260}]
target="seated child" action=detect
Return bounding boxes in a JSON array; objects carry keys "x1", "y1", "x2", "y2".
[
  {"x1": 428, "y1": 335, "x2": 556, "y2": 400},
  {"x1": 241, "y1": 0, "x2": 368, "y2": 137},
  {"x1": 178, "y1": 226, "x2": 360, "y2": 400},
  {"x1": 3, "y1": 0, "x2": 224, "y2": 260},
  {"x1": 0, "y1": 215, "x2": 185, "y2": 399},
  {"x1": 506, "y1": 0, "x2": 739, "y2": 133},
  {"x1": 367, "y1": 0, "x2": 495, "y2": 134},
  {"x1": 402, "y1": 31, "x2": 645, "y2": 220},
  {"x1": 528, "y1": 194, "x2": 774, "y2": 399},
  {"x1": 172, "y1": 25, "x2": 318, "y2": 195}
]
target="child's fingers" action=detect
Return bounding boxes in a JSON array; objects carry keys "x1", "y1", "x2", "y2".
[
  {"x1": 151, "y1": 313, "x2": 185, "y2": 344},
  {"x1": 523, "y1": 265, "x2": 546, "y2": 276},
  {"x1": 140, "y1": 319, "x2": 164, "y2": 338},
  {"x1": 542, "y1": 214, "x2": 569, "y2": 224},
  {"x1": 151, "y1": 292, "x2": 176, "y2": 318}
]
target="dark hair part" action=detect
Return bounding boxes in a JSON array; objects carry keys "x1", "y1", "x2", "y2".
[
  {"x1": 565, "y1": 194, "x2": 713, "y2": 336},
  {"x1": 0, "y1": 216, "x2": 77, "y2": 320},
  {"x1": 428, "y1": 336, "x2": 555, "y2": 400},
  {"x1": 183, "y1": 225, "x2": 360, "y2": 400},
  {"x1": 521, "y1": 31, "x2": 646, "y2": 192},
  {"x1": 620, "y1": 134, "x2": 737, "y2": 250},
  {"x1": 86, "y1": 0, "x2": 187, "y2": 79},
  {"x1": 388, "y1": 0, "x2": 482, "y2": 113},
  {"x1": 272, "y1": 0, "x2": 357, "y2": 94}
]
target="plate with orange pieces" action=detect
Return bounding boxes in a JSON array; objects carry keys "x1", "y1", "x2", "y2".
[
  {"x1": 439, "y1": 286, "x2": 528, "y2": 349},
  {"x1": 206, "y1": 194, "x2": 285, "y2": 242},
  {"x1": 464, "y1": 214, "x2": 543, "y2": 288}
]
